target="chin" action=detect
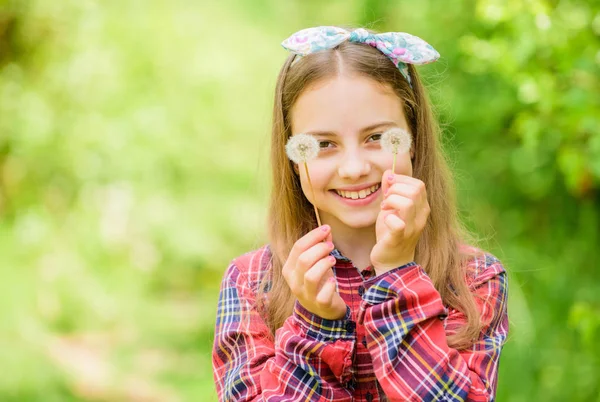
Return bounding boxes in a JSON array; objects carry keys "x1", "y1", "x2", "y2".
[{"x1": 339, "y1": 215, "x2": 377, "y2": 230}]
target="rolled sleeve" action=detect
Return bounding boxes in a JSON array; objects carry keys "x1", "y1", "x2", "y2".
[{"x1": 293, "y1": 301, "x2": 355, "y2": 342}]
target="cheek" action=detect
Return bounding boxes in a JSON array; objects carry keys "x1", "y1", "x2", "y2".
[
  {"x1": 379, "y1": 152, "x2": 395, "y2": 167},
  {"x1": 382, "y1": 150, "x2": 412, "y2": 176},
  {"x1": 395, "y1": 154, "x2": 413, "y2": 176},
  {"x1": 299, "y1": 159, "x2": 333, "y2": 189}
]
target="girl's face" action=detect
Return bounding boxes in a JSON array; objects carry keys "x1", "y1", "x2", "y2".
[{"x1": 290, "y1": 74, "x2": 413, "y2": 233}]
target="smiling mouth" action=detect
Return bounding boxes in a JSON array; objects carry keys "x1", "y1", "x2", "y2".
[{"x1": 334, "y1": 183, "x2": 381, "y2": 200}]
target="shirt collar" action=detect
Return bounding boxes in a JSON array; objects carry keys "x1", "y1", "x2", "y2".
[{"x1": 330, "y1": 248, "x2": 350, "y2": 261}]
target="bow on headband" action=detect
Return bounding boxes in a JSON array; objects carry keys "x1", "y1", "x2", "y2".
[{"x1": 281, "y1": 26, "x2": 440, "y2": 87}]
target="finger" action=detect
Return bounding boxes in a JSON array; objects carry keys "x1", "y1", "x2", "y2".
[
  {"x1": 315, "y1": 277, "x2": 337, "y2": 308},
  {"x1": 378, "y1": 208, "x2": 396, "y2": 224},
  {"x1": 297, "y1": 241, "x2": 335, "y2": 272},
  {"x1": 381, "y1": 169, "x2": 416, "y2": 194},
  {"x1": 391, "y1": 173, "x2": 425, "y2": 186},
  {"x1": 380, "y1": 169, "x2": 395, "y2": 197},
  {"x1": 383, "y1": 214, "x2": 406, "y2": 246},
  {"x1": 381, "y1": 194, "x2": 416, "y2": 222},
  {"x1": 303, "y1": 255, "x2": 336, "y2": 296},
  {"x1": 382, "y1": 168, "x2": 426, "y2": 193},
  {"x1": 384, "y1": 182, "x2": 419, "y2": 200},
  {"x1": 420, "y1": 202, "x2": 431, "y2": 225},
  {"x1": 288, "y1": 225, "x2": 332, "y2": 264},
  {"x1": 284, "y1": 227, "x2": 332, "y2": 289},
  {"x1": 385, "y1": 188, "x2": 430, "y2": 230},
  {"x1": 294, "y1": 241, "x2": 335, "y2": 287},
  {"x1": 393, "y1": 178, "x2": 427, "y2": 203}
]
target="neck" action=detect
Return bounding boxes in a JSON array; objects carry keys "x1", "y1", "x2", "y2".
[{"x1": 329, "y1": 223, "x2": 376, "y2": 270}]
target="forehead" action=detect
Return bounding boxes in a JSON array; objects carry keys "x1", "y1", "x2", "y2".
[{"x1": 290, "y1": 74, "x2": 408, "y2": 135}]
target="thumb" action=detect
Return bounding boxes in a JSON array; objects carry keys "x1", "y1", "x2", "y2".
[{"x1": 381, "y1": 169, "x2": 395, "y2": 198}]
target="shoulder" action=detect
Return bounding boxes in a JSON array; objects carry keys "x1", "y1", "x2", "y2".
[
  {"x1": 459, "y1": 244, "x2": 506, "y2": 289},
  {"x1": 222, "y1": 245, "x2": 273, "y2": 293}
]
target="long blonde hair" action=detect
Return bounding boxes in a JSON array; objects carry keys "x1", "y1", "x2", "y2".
[{"x1": 260, "y1": 32, "x2": 484, "y2": 350}]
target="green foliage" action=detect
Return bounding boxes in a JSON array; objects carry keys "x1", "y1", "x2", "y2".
[{"x1": 0, "y1": 0, "x2": 598, "y2": 400}]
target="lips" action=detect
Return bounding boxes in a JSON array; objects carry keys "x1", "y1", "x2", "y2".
[{"x1": 334, "y1": 183, "x2": 381, "y2": 200}]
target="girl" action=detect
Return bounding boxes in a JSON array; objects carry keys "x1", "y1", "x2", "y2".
[{"x1": 212, "y1": 26, "x2": 509, "y2": 402}]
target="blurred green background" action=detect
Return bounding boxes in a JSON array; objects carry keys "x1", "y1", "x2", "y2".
[{"x1": 0, "y1": 0, "x2": 598, "y2": 401}]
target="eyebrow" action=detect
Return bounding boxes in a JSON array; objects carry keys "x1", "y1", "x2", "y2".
[{"x1": 303, "y1": 121, "x2": 399, "y2": 137}]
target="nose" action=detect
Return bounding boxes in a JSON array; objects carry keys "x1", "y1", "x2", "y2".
[{"x1": 337, "y1": 148, "x2": 371, "y2": 180}]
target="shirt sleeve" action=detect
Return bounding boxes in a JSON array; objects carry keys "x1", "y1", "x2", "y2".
[
  {"x1": 357, "y1": 256, "x2": 508, "y2": 402},
  {"x1": 212, "y1": 260, "x2": 357, "y2": 401}
]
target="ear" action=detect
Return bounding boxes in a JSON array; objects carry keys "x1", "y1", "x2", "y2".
[{"x1": 293, "y1": 163, "x2": 299, "y2": 175}]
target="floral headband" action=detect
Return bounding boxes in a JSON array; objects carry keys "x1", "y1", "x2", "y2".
[{"x1": 281, "y1": 26, "x2": 440, "y2": 88}]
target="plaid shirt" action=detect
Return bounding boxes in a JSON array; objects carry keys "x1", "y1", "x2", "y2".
[{"x1": 213, "y1": 245, "x2": 508, "y2": 401}]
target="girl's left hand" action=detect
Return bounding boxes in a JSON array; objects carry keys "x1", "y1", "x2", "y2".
[{"x1": 370, "y1": 170, "x2": 431, "y2": 276}]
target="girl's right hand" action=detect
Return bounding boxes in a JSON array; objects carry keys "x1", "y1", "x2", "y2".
[{"x1": 282, "y1": 225, "x2": 347, "y2": 320}]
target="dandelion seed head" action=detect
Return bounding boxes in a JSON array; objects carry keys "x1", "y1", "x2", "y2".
[
  {"x1": 285, "y1": 133, "x2": 320, "y2": 164},
  {"x1": 381, "y1": 128, "x2": 412, "y2": 155}
]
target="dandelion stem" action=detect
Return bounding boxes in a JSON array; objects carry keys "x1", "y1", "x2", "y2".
[
  {"x1": 303, "y1": 162, "x2": 322, "y2": 227},
  {"x1": 392, "y1": 152, "x2": 397, "y2": 174}
]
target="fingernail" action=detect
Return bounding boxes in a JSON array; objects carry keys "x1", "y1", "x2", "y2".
[
  {"x1": 328, "y1": 276, "x2": 336, "y2": 282},
  {"x1": 321, "y1": 225, "x2": 330, "y2": 232},
  {"x1": 328, "y1": 256, "x2": 336, "y2": 263},
  {"x1": 387, "y1": 174, "x2": 395, "y2": 181},
  {"x1": 326, "y1": 241, "x2": 334, "y2": 249}
]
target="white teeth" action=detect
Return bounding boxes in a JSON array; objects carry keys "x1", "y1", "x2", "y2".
[{"x1": 335, "y1": 184, "x2": 380, "y2": 200}]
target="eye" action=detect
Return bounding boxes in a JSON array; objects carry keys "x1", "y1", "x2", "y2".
[
  {"x1": 367, "y1": 133, "x2": 383, "y2": 142},
  {"x1": 318, "y1": 140, "x2": 334, "y2": 149}
]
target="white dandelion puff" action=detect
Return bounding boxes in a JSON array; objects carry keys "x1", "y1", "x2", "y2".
[
  {"x1": 284, "y1": 133, "x2": 322, "y2": 227},
  {"x1": 285, "y1": 133, "x2": 320, "y2": 164},
  {"x1": 381, "y1": 128, "x2": 412, "y2": 155}
]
